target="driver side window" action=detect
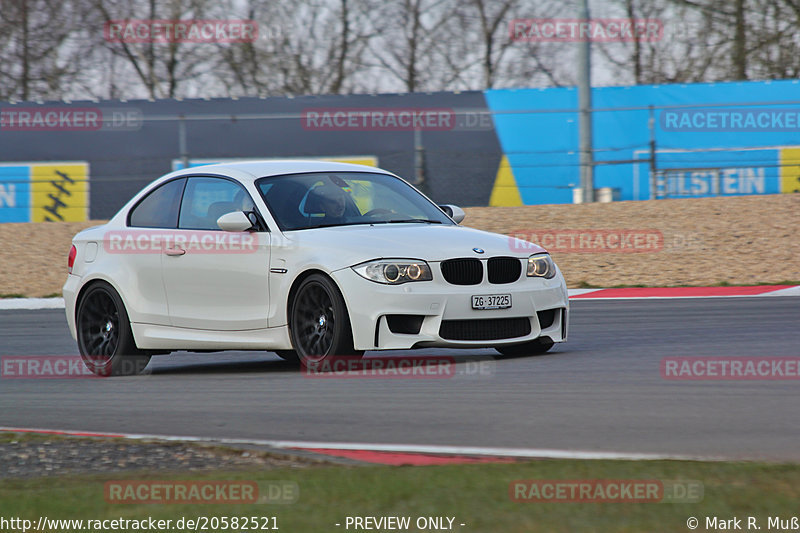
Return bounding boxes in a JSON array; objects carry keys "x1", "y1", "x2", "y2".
[{"x1": 178, "y1": 177, "x2": 255, "y2": 230}]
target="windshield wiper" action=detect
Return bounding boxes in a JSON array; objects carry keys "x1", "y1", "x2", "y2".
[
  {"x1": 380, "y1": 219, "x2": 443, "y2": 224},
  {"x1": 300, "y1": 219, "x2": 443, "y2": 229},
  {"x1": 302, "y1": 221, "x2": 372, "y2": 229}
]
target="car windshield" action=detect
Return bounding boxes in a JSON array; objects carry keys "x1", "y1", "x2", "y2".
[{"x1": 255, "y1": 171, "x2": 454, "y2": 231}]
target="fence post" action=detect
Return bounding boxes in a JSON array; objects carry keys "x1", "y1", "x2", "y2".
[
  {"x1": 649, "y1": 105, "x2": 657, "y2": 199},
  {"x1": 578, "y1": 0, "x2": 594, "y2": 203},
  {"x1": 178, "y1": 114, "x2": 189, "y2": 169},
  {"x1": 414, "y1": 127, "x2": 426, "y2": 192}
]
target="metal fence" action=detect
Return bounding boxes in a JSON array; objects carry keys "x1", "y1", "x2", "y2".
[{"x1": 1, "y1": 81, "x2": 799, "y2": 222}]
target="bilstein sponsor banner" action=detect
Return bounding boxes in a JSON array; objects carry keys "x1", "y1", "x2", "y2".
[
  {"x1": 509, "y1": 229, "x2": 663, "y2": 253},
  {"x1": 661, "y1": 356, "x2": 800, "y2": 380},
  {"x1": 104, "y1": 230, "x2": 257, "y2": 254},
  {"x1": 509, "y1": 479, "x2": 703, "y2": 503}
]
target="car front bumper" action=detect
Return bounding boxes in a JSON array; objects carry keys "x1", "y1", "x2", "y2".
[{"x1": 332, "y1": 266, "x2": 569, "y2": 351}]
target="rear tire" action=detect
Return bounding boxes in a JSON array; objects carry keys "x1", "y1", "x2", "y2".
[
  {"x1": 288, "y1": 274, "x2": 362, "y2": 365},
  {"x1": 76, "y1": 281, "x2": 150, "y2": 376},
  {"x1": 495, "y1": 337, "x2": 554, "y2": 358}
]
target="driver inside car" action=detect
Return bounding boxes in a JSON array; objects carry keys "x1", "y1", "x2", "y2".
[{"x1": 305, "y1": 183, "x2": 349, "y2": 225}]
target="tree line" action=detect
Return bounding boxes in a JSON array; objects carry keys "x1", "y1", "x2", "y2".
[{"x1": 1, "y1": 0, "x2": 798, "y2": 102}]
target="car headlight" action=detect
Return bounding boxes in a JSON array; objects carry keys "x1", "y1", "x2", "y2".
[
  {"x1": 527, "y1": 254, "x2": 556, "y2": 279},
  {"x1": 352, "y1": 259, "x2": 433, "y2": 284}
]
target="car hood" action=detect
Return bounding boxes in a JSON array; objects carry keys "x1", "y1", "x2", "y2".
[{"x1": 283, "y1": 223, "x2": 546, "y2": 269}]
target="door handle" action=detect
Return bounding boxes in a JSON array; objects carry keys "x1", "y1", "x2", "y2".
[{"x1": 164, "y1": 247, "x2": 186, "y2": 256}]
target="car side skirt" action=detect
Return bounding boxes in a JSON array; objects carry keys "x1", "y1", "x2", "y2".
[{"x1": 130, "y1": 323, "x2": 293, "y2": 351}]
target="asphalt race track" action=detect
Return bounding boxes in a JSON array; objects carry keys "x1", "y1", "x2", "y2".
[{"x1": 1, "y1": 298, "x2": 799, "y2": 460}]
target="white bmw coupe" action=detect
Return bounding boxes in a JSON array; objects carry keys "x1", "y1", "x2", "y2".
[{"x1": 63, "y1": 161, "x2": 568, "y2": 375}]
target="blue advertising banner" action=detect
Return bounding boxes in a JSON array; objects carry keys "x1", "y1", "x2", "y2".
[{"x1": 486, "y1": 80, "x2": 800, "y2": 204}]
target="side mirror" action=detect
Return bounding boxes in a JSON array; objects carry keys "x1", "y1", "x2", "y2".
[
  {"x1": 439, "y1": 204, "x2": 465, "y2": 224},
  {"x1": 217, "y1": 211, "x2": 253, "y2": 232}
]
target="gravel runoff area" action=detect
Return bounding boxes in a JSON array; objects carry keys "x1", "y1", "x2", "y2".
[
  {"x1": 0, "y1": 194, "x2": 797, "y2": 297},
  {"x1": 465, "y1": 194, "x2": 798, "y2": 288},
  {"x1": 0, "y1": 433, "x2": 326, "y2": 479}
]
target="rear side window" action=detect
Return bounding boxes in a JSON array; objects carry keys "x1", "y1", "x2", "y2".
[{"x1": 128, "y1": 178, "x2": 186, "y2": 228}]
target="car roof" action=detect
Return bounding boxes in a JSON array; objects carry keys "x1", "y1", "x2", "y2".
[{"x1": 168, "y1": 160, "x2": 393, "y2": 183}]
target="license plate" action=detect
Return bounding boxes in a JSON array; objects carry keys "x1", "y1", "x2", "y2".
[{"x1": 471, "y1": 294, "x2": 511, "y2": 310}]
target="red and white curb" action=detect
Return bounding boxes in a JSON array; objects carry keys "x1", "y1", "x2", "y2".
[
  {"x1": 0, "y1": 426, "x2": 717, "y2": 465},
  {"x1": 2, "y1": 285, "x2": 797, "y2": 310}
]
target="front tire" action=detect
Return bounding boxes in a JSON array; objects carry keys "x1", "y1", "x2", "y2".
[
  {"x1": 495, "y1": 337, "x2": 554, "y2": 358},
  {"x1": 288, "y1": 274, "x2": 362, "y2": 364},
  {"x1": 76, "y1": 282, "x2": 150, "y2": 376}
]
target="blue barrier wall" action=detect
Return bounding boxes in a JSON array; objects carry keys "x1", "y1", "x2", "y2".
[{"x1": 486, "y1": 80, "x2": 800, "y2": 204}]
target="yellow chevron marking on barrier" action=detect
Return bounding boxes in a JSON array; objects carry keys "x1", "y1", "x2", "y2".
[
  {"x1": 779, "y1": 147, "x2": 800, "y2": 193},
  {"x1": 489, "y1": 155, "x2": 523, "y2": 206},
  {"x1": 323, "y1": 157, "x2": 377, "y2": 167},
  {"x1": 31, "y1": 163, "x2": 89, "y2": 222}
]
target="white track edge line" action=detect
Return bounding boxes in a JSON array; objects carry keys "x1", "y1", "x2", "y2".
[
  {"x1": 2, "y1": 287, "x2": 797, "y2": 310},
  {"x1": 765, "y1": 286, "x2": 800, "y2": 296},
  {"x1": 0, "y1": 426, "x2": 721, "y2": 462},
  {"x1": 0, "y1": 297, "x2": 64, "y2": 310}
]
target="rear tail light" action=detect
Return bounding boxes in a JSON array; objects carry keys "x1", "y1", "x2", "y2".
[{"x1": 68, "y1": 245, "x2": 77, "y2": 274}]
